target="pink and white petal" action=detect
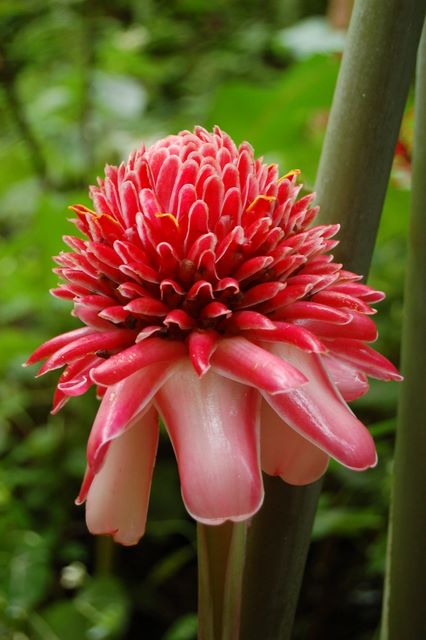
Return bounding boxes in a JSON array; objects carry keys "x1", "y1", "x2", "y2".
[
  {"x1": 155, "y1": 360, "x2": 263, "y2": 524},
  {"x1": 262, "y1": 343, "x2": 377, "y2": 470},
  {"x1": 24, "y1": 327, "x2": 94, "y2": 366},
  {"x1": 245, "y1": 322, "x2": 326, "y2": 353},
  {"x1": 187, "y1": 329, "x2": 219, "y2": 376},
  {"x1": 260, "y1": 400, "x2": 329, "y2": 485},
  {"x1": 84, "y1": 406, "x2": 159, "y2": 546},
  {"x1": 211, "y1": 336, "x2": 307, "y2": 395},
  {"x1": 295, "y1": 313, "x2": 378, "y2": 342},
  {"x1": 87, "y1": 361, "x2": 176, "y2": 471},
  {"x1": 37, "y1": 329, "x2": 136, "y2": 376},
  {"x1": 90, "y1": 337, "x2": 186, "y2": 386},
  {"x1": 324, "y1": 339, "x2": 403, "y2": 381},
  {"x1": 322, "y1": 353, "x2": 369, "y2": 402},
  {"x1": 277, "y1": 301, "x2": 351, "y2": 324}
]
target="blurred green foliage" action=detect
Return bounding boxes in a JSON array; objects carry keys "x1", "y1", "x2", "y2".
[{"x1": 0, "y1": 1, "x2": 409, "y2": 638}]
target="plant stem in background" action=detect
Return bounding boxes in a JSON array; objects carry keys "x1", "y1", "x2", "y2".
[
  {"x1": 239, "y1": 3, "x2": 426, "y2": 639},
  {"x1": 95, "y1": 535, "x2": 114, "y2": 577},
  {"x1": 240, "y1": 477, "x2": 322, "y2": 640},
  {"x1": 197, "y1": 522, "x2": 247, "y2": 640},
  {"x1": 381, "y1": 21, "x2": 426, "y2": 640},
  {"x1": 316, "y1": 0, "x2": 426, "y2": 275},
  {"x1": 78, "y1": 5, "x2": 96, "y2": 174},
  {"x1": 0, "y1": 47, "x2": 50, "y2": 189}
]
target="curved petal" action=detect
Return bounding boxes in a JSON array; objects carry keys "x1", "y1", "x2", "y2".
[
  {"x1": 211, "y1": 336, "x2": 307, "y2": 394},
  {"x1": 244, "y1": 322, "x2": 326, "y2": 353},
  {"x1": 155, "y1": 359, "x2": 263, "y2": 524},
  {"x1": 322, "y1": 353, "x2": 369, "y2": 402},
  {"x1": 24, "y1": 327, "x2": 94, "y2": 366},
  {"x1": 84, "y1": 406, "x2": 159, "y2": 546},
  {"x1": 260, "y1": 400, "x2": 329, "y2": 485},
  {"x1": 277, "y1": 301, "x2": 351, "y2": 324},
  {"x1": 262, "y1": 343, "x2": 377, "y2": 470},
  {"x1": 37, "y1": 329, "x2": 136, "y2": 376},
  {"x1": 324, "y1": 338, "x2": 403, "y2": 381},
  {"x1": 87, "y1": 361, "x2": 176, "y2": 472},
  {"x1": 187, "y1": 329, "x2": 219, "y2": 376},
  {"x1": 90, "y1": 337, "x2": 186, "y2": 385},
  {"x1": 295, "y1": 313, "x2": 378, "y2": 342}
]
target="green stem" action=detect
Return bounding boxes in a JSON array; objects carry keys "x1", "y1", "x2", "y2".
[
  {"x1": 95, "y1": 535, "x2": 114, "y2": 576},
  {"x1": 0, "y1": 47, "x2": 50, "y2": 189},
  {"x1": 381, "y1": 21, "x2": 426, "y2": 640},
  {"x1": 197, "y1": 521, "x2": 247, "y2": 640},
  {"x1": 240, "y1": 476, "x2": 322, "y2": 640},
  {"x1": 239, "y1": 3, "x2": 425, "y2": 639},
  {"x1": 316, "y1": 0, "x2": 426, "y2": 274}
]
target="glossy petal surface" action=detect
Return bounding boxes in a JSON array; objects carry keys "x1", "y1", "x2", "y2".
[
  {"x1": 155, "y1": 360, "x2": 263, "y2": 524},
  {"x1": 85, "y1": 407, "x2": 159, "y2": 545},
  {"x1": 263, "y1": 343, "x2": 377, "y2": 470},
  {"x1": 260, "y1": 400, "x2": 329, "y2": 485},
  {"x1": 86, "y1": 361, "x2": 175, "y2": 474},
  {"x1": 211, "y1": 336, "x2": 307, "y2": 394},
  {"x1": 323, "y1": 353, "x2": 369, "y2": 402}
]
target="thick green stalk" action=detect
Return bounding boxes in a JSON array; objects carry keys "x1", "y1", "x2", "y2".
[
  {"x1": 316, "y1": 0, "x2": 426, "y2": 273},
  {"x1": 198, "y1": 521, "x2": 247, "y2": 640},
  {"x1": 240, "y1": 477, "x2": 321, "y2": 640},
  {"x1": 95, "y1": 535, "x2": 114, "y2": 576},
  {"x1": 381, "y1": 22, "x2": 426, "y2": 640},
  {"x1": 239, "y1": 3, "x2": 426, "y2": 639}
]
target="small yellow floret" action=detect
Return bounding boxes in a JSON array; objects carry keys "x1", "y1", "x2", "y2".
[
  {"x1": 246, "y1": 195, "x2": 277, "y2": 212},
  {"x1": 278, "y1": 169, "x2": 301, "y2": 183},
  {"x1": 155, "y1": 212, "x2": 179, "y2": 228}
]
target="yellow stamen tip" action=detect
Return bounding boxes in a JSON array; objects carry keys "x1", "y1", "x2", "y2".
[
  {"x1": 278, "y1": 169, "x2": 301, "y2": 183},
  {"x1": 246, "y1": 195, "x2": 277, "y2": 212},
  {"x1": 155, "y1": 212, "x2": 179, "y2": 228}
]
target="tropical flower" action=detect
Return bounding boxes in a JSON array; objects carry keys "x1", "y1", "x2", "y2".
[{"x1": 25, "y1": 127, "x2": 401, "y2": 545}]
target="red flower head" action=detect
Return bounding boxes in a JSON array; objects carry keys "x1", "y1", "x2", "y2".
[{"x1": 26, "y1": 127, "x2": 401, "y2": 545}]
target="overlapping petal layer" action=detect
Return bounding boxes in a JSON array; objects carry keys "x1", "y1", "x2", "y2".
[
  {"x1": 84, "y1": 407, "x2": 159, "y2": 545},
  {"x1": 155, "y1": 360, "x2": 263, "y2": 524},
  {"x1": 26, "y1": 126, "x2": 400, "y2": 544},
  {"x1": 260, "y1": 401, "x2": 329, "y2": 485}
]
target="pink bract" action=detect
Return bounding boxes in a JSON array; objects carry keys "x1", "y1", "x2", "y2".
[{"x1": 26, "y1": 127, "x2": 401, "y2": 545}]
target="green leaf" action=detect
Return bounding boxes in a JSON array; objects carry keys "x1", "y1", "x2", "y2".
[
  {"x1": 1, "y1": 531, "x2": 50, "y2": 617},
  {"x1": 32, "y1": 601, "x2": 88, "y2": 640},
  {"x1": 313, "y1": 507, "x2": 382, "y2": 540},
  {"x1": 75, "y1": 576, "x2": 130, "y2": 640},
  {"x1": 163, "y1": 613, "x2": 198, "y2": 640}
]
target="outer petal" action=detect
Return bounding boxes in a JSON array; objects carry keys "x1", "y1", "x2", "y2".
[
  {"x1": 155, "y1": 359, "x2": 263, "y2": 524},
  {"x1": 187, "y1": 329, "x2": 219, "y2": 376},
  {"x1": 295, "y1": 313, "x2": 378, "y2": 342},
  {"x1": 24, "y1": 327, "x2": 93, "y2": 366},
  {"x1": 324, "y1": 338, "x2": 403, "y2": 381},
  {"x1": 262, "y1": 343, "x2": 377, "y2": 470},
  {"x1": 260, "y1": 400, "x2": 329, "y2": 485},
  {"x1": 84, "y1": 406, "x2": 159, "y2": 546},
  {"x1": 90, "y1": 337, "x2": 186, "y2": 385},
  {"x1": 211, "y1": 336, "x2": 307, "y2": 394},
  {"x1": 322, "y1": 353, "x2": 369, "y2": 402},
  {"x1": 244, "y1": 322, "x2": 326, "y2": 353},
  {"x1": 86, "y1": 361, "x2": 176, "y2": 473},
  {"x1": 37, "y1": 329, "x2": 136, "y2": 376}
]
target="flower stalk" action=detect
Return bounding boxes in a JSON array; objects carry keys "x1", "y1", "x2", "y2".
[
  {"x1": 198, "y1": 522, "x2": 247, "y2": 640},
  {"x1": 239, "y1": 3, "x2": 425, "y2": 639},
  {"x1": 381, "y1": 21, "x2": 426, "y2": 640},
  {"x1": 240, "y1": 476, "x2": 321, "y2": 640},
  {"x1": 315, "y1": 0, "x2": 426, "y2": 274}
]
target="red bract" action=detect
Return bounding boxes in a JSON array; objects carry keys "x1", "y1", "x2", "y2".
[{"x1": 26, "y1": 127, "x2": 401, "y2": 545}]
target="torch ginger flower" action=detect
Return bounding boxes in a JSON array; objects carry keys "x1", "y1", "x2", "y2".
[{"x1": 25, "y1": 127, "x2": 401, "y2": 545}]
